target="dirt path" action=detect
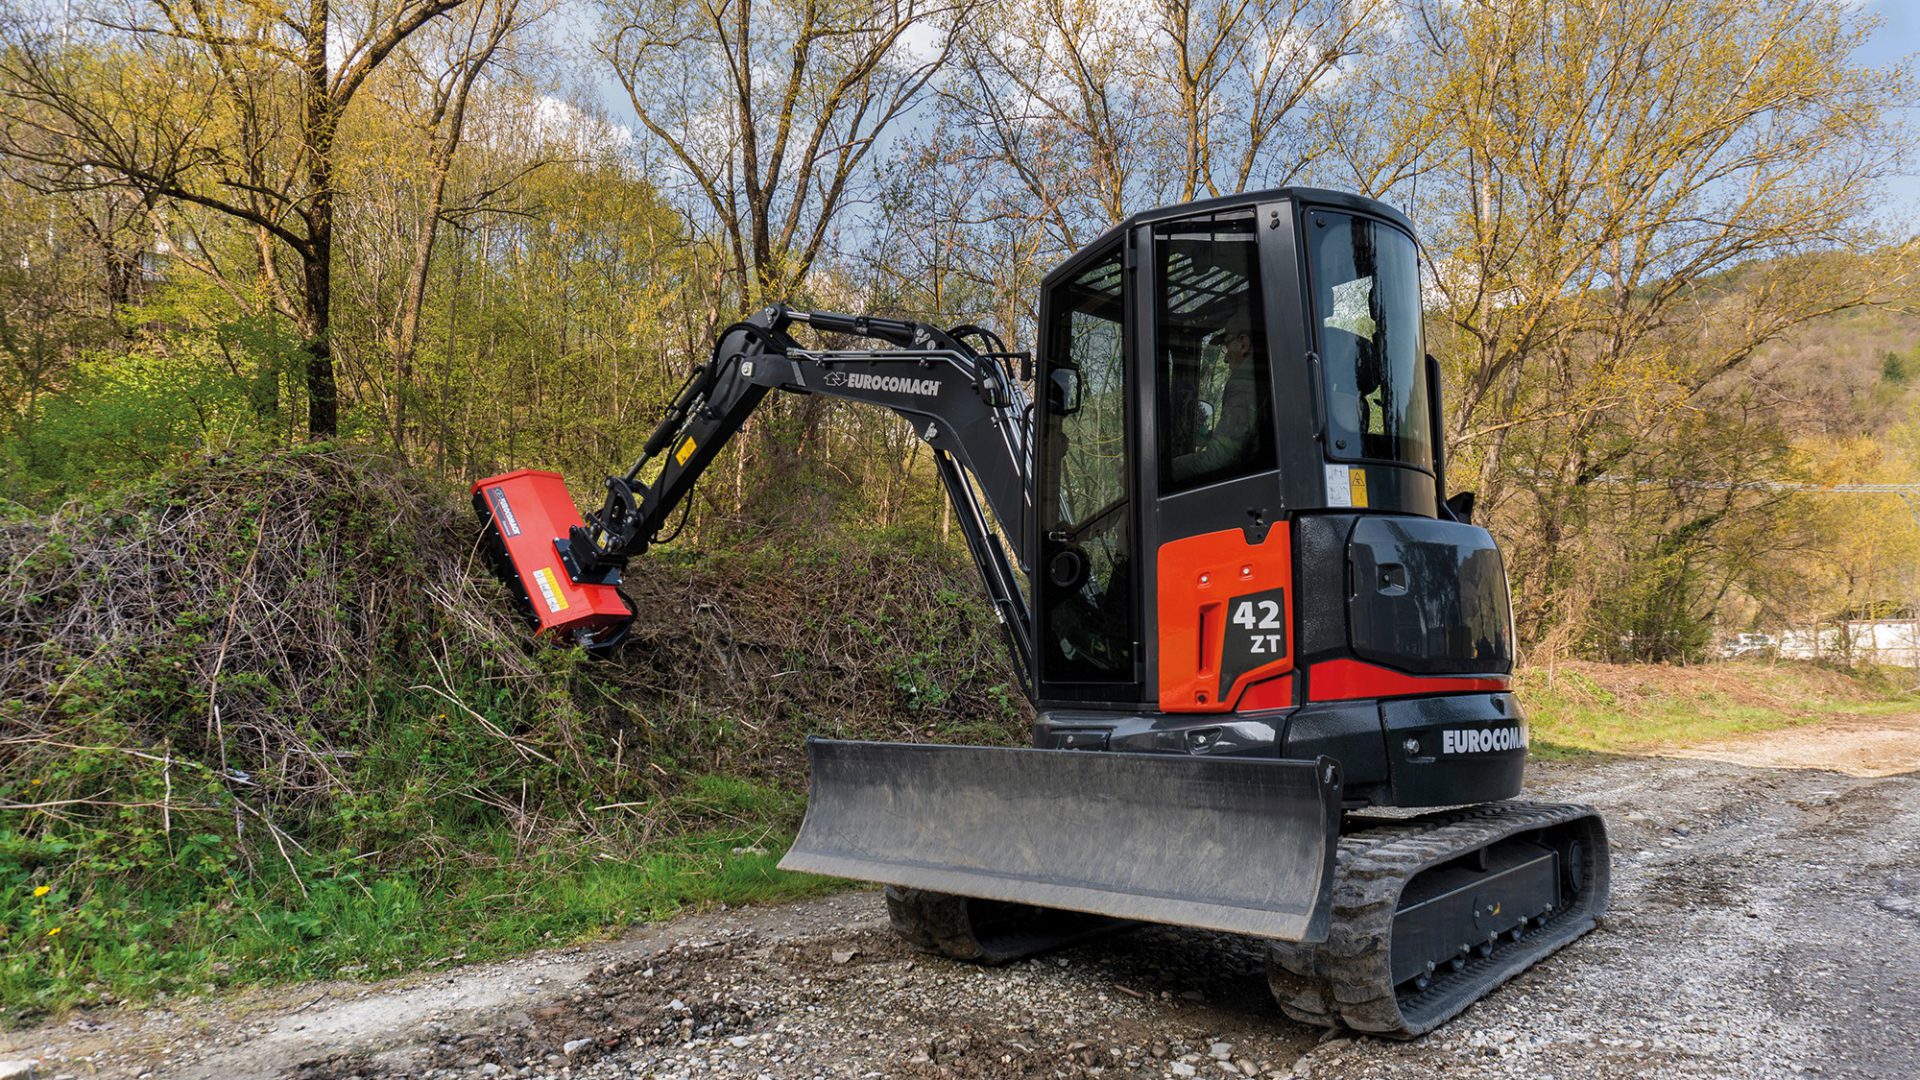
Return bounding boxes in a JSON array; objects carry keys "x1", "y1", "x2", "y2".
[
  {"x1": 6, "y1": 716, "x2": 1918, "y2": 1080},
  {"x1": 1663, "y1": 709, "x2": 1920, "y2": 777}
]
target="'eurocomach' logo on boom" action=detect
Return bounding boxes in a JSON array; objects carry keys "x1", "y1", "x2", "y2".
[
  {"x1": 1441, "y1": 725, "x2": 1527, "y2": 755},
  {"x1": 842, "y1": 371, "x2": 941, "y2": 397}
]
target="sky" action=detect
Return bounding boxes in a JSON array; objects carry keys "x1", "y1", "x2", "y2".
[
  {"x1": 572, "y1": 1, "x2": 1920, "y2": 234},
  {"x1": 1856, "y1": 0, "x2": 1920, "y2": 230}
]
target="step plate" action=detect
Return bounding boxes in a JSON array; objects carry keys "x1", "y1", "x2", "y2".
[{"x1": 779, "y1": 739, "x2": 1343, "y2": 943}]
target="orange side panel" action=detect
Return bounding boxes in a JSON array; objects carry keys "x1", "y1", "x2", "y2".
[
  {"x1": 1236, "y1": 673, "x2": 1294, "y2": 712},
  {"x1": 473, "y1": 470, "x2": 632, "y2": 641},
  {"x1": 1156, "y1": 524, "x2": 1294, "y2": 713},
  {"x1": 1306, "y1": 658, "x2": 1509, "y2": 702}
]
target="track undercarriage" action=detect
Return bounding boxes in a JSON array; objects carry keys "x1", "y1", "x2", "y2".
[{"x1": 884, "y1": 801, "x2": 1609, "y2": 1040}]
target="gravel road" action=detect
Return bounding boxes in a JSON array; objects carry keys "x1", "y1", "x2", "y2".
[{"x1": 6, "y1": 715, "x2": 1918, "y2": 1080}]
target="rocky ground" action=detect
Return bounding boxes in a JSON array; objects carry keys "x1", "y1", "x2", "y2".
[{"x1": 4, "y1": 714, "x2": 1918, "y2": 1080}]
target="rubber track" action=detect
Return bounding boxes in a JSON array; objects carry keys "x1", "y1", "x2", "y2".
[
  {"x1": 884, "y1": 887, "x2": 1131, "y2": 965},
  {"x1": 1266, "y1": 801, "x2": 1609, "y2": 1039}
]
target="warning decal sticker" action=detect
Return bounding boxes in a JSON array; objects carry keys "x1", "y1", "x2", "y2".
[
  {"x1": 675, "y1": 436, "x2": 698, "y2": 465},
  {"x1": 1325, "y1": 464, "x2": 1350, "y2": 508},
  {"x1": 532, "y1": 566, "x2": 569, "y2": 614},
  {"x1": 1324, "y1": 464, "x2": 1370, "y2": 509}
]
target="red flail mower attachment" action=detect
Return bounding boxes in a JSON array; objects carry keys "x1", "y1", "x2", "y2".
[{"x1": 472, "y1": 470, "x2": 635, "y2": 650}]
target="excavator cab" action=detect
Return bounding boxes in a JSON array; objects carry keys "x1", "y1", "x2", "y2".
[
  {"x1": 474, "y1": 187, "x2": 1608, "y2": 1039},
  {"x1": 1026, "y1": 193, "x2": 1515, "y2": 803}
]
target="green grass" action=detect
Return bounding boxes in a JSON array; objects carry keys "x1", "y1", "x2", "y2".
[
  {"x1": 0, "y1": 769, "x2": 855, "y2": 1023},
  {"x1": 0, "y1": 822, "x2": 842, "y2": 1023},
  {"x1": 1522, "y1": 662, "x2": 1920, "y2": 758}
]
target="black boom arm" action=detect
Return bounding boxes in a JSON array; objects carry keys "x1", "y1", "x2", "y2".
[{"x1": 571, "y1": 304, "x2": 1036, "y2": 689}]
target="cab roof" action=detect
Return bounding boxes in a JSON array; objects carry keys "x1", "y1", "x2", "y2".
[{"x1": 1043, "y1": 187, "x2": 1418, "y2": 290}]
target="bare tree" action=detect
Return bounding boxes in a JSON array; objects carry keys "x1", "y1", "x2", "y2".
[
  {"x1": 941, "y1": 0, "x2": 1385, "y2": 256},
  {"x1": 344, "y1": 0, "x2": 545, "y2": 456},
  {"x1": 596, "y1": 0, "x2": 970, "y2": 304},
  {"x1": 1339, "y1": 0, "x2": 1914, "y2": 654}
]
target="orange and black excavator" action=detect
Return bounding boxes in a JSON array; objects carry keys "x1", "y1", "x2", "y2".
[{"x1": 474, "y1": 188, "x2": 1608, "y2": 1038}]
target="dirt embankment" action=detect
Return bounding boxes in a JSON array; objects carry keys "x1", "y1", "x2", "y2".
[{"x1": 5, "y1": 713, "x2": 1918, "y2": 1080}]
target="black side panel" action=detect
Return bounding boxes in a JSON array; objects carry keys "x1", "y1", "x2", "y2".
[
  {"x1": 1280, "y1": 700, "x2": 1389, "y2": 806},
  {"x1": 1294, "y1": 513, "x2": 1355, "y2": 666},
  {"x1": 1033, "y1": 708, "x2": 1284, "y2": 758},
  {"x1": 1380, "y1": 693, "x2": 1527, "y2": 806},
  {"x1": 1348, "y1": 517, "x2": 1512, "y2": 675}
]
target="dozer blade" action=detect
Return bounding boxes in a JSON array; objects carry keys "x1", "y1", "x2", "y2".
[{"x1": 779, "y1": 739, "x2": 1344, "y2": 943}]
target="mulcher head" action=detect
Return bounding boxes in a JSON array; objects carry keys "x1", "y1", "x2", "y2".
[{"x1": 472, "y1": 470, "x2": 635, "y2": 650}]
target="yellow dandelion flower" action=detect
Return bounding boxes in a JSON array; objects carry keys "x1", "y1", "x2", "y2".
[
  {"x1": 30, "y1": 778, "x2": 42, "y2": 785},
  {"x1": 47, "y1": 927, "x2": 60, "y2": 937},
  {"x1": 32, "y1": 885, "x2": 50, "y2": 898}
]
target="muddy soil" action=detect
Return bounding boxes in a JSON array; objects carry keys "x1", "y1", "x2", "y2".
[{"x1": 5, "y1": 718, "x2": 1917, "y2": 1080}]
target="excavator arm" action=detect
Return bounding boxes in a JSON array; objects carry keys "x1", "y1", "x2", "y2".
[{"x1": 482, "y1": 303, "x2": 1037, "y2": 687}]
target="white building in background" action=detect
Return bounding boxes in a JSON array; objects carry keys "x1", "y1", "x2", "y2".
[{"x1": 1776, "y1": 619, "x2": 1920, "y2": 667}]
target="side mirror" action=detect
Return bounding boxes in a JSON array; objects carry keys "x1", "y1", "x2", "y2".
[
  {"x1": 1444, "y1": 491, "x2": 1476, "y2": 524},
  {"x1": 1047, "y1": 367, "x2": 1083, "y2": 416}
]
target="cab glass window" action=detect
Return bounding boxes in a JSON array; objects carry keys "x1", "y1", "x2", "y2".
[
  {"x1": 1307, "y1": 211, "x2": 1432, "y2": 469},
  {"x1": 1155, "y1": 212, "x2": 1275, "y2": 493},
  {"x1": 1039, "y1": 246, "x2": 1135, "y2": 684}
]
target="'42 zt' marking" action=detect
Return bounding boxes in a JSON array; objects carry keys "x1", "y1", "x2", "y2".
[{"x1": 1231, "y1": 597, "x2": 1286, "y2": 654}]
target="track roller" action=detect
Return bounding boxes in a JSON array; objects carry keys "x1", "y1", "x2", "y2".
[
  {"x1": 884, "y1": 887, "x2": 1132, "y2": 964},
  {"x1": 1267, "y1": 801, "x2": 1609, "y2": 1039}
]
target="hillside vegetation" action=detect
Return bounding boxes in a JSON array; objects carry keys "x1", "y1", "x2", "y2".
[
  {"x1": 1523, "y1": 660, "x2": 1920, "y2": 757},
  {"x1": 5, "y1": 448, "x2": 1916, "y2": 1022},
  {"x1": 0, "y1": 447, "x2": 1024, "y2": 1021},
  {"x1": 4, "y1": 0, "x2": 1917, "y2": 667}
]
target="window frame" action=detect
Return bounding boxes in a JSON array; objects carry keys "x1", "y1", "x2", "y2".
[{"x1": 1151, "y1": 210, "x2": 1279, "y2": 496}]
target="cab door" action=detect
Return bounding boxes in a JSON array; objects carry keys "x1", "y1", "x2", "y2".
[
  {"x1": 1143, "y1": 206, "x2": 1294, "y2": 713},
  {"x1": 1035, "y1": 240, "x2": 1143, "y2": 704}
]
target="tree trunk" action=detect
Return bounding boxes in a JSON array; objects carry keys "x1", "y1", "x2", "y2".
[
  {"x1": 391, "y1": 161, "x2": 451, "y2": 458},
  {"x1": 303, "y1": 245, "x2": 337, "y2": 438},
  {"x1": 303, "y1": 0, "x2": 339, "y2": 439}
]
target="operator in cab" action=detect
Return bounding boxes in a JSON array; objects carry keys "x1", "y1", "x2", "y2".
[{"x1": 1170, "y1": 307, "x2": 1272, "y2": 488}]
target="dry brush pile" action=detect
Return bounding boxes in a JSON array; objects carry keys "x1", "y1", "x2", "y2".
[{"x1": 0, "y1": 446, "x2": 1025, "y2": 881}]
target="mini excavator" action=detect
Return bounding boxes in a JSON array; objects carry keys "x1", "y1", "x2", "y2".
[{"x1": 474, "y1": 188, "x2": 1609, "y2": 1038}]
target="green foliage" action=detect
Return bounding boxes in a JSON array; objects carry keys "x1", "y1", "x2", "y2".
[
  {"x1": 0, "y1": 824, "x2": 834, "y2": 1023},
  {"x1": 2, "y1": 284, "x2": 304, "y2": 504},
  {"x1": 1520, "y1": 660, "x2": 1920, "y2": 758},
  {"x1": 1, "y1": 0, "x2": 1914, "y2": 1023}
]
